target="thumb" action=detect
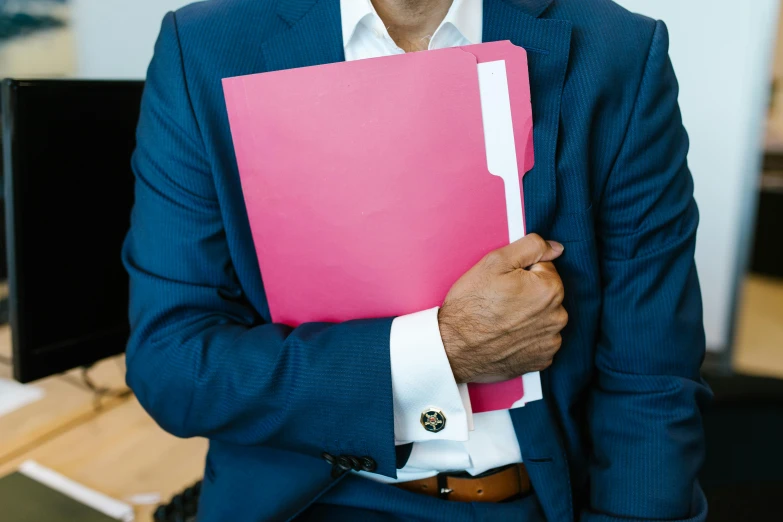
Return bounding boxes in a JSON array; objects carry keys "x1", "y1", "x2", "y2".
[
  {"x1": 499, "y1": 234, "x2": 564, "y2": 270},
  {"x1": 540, "y1": 240, "x2": 565, "y2": 263}
]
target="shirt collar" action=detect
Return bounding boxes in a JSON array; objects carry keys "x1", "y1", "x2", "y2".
[{"x1": 340, "y1": 0, "x2": 482, "y2": 49}]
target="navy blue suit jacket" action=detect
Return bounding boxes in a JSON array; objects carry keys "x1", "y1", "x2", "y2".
[{"x1": 123, "y1": 0, "x2": 711, "y2": 520}]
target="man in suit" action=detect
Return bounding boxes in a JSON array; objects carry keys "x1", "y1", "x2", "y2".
[{"x1": 123, "y1": 0, "x2": 711, "y2": 520}]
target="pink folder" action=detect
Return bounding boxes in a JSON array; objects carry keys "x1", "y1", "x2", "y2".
[{"x1": 223, "y1": 42, "x2": 537, "y2": 413}]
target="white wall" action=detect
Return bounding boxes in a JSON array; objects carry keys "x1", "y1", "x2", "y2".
[
  {"x1": 72, "y1": 0, "x2": 195, "y2": 79},
  {"x1": 614, "y1": 0, "x2": 780, "y2": 351},
  {"x1": 766, "y1": 9, "x2": 783, "y2": 148}
]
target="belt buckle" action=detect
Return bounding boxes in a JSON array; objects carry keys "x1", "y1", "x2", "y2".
[{"x1": 436, "y1": 473, "x2": 453, "y2": 500}]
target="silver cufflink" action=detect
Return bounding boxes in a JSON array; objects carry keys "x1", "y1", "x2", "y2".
[{"x1": 420, "y1": 408, "x2": 446, "y2": 433}]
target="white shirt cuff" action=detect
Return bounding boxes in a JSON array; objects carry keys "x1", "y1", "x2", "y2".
[{"x1": 390, "y1": 307, "x2": 471, "y2": 443}]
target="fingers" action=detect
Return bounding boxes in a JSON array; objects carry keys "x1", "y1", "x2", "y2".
[
  {"x1": 540, "y1": 240, "x2": 565, "y2": 263},
  {"x1": 528, "y1": 262, "x2": 565, "y2": 307},
  {"x1": 528, "y1": 260, "x2": 558, "y2": 275},
  {"x1": 492, "y1": 234, "x2": 564, "y2": 271}
]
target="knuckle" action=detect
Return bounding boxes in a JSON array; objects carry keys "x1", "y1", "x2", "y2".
[
  {"x1": 555, "y1": 307, "x2": 569, "y2": 329},
  {"x1": 535, "y1": 358, "x2": 554, "y2": 371},
  {"x1": 543, "y1": 277, "x2": 564, "y2": 304},
  {"x1": 542, "y1": 333, "x2": 563, "y2": 358},
  {"x1": 530, "y1": 233, "x2": 547, "y2": 250},
  {"x1": 553, "y1": 279, "x2": 565, "y2": 302}
]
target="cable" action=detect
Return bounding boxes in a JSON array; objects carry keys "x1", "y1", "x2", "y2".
[
  {"x1": 0, "y1": 356, "x2": 132, "y2": 408},
  {"x1": 79, "y1": 363, "x2": 133, "y2": 411},
  {"x1": 60, "y1": 373, "x2": 92, "y2": 392}
]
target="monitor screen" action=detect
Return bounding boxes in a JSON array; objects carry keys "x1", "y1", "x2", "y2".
[{"x1": 3, "y1": 79, "x2": 144, "y2": 383}]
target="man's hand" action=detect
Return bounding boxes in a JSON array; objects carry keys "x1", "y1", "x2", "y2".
[{"x1": 438, "y1": 234, "x2": 568, "y2": 384}]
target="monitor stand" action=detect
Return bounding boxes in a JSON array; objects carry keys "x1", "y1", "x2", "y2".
[{"x1": 0, "y1": 297, "x2": 7, "y2": 325}]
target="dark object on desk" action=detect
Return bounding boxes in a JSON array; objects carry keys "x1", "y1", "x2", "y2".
[
  {"x1": 154, "y1": 481, "x2": 201, "y2": 522},
  {"x1": 0, "y1": 94, "x2": 8, "y2": 301},
  {"x1": 0, "y1": 158, "x2": 7, "y2": 284},
  {"x1": 2, "y1": 79, "x2": 144, "y2": 383},
  {"x1": 0, "y1": 296, "x2": 8, "y2": 325},
  {"x1": 700, "y1": 373, "x2": 783, "y2": 522},
  {"x1": 0, "y1": 471, "x2": 117, "y2": 522},
  {"x1": 750, "y1": 173, "x2": 783, "y2": 278}
]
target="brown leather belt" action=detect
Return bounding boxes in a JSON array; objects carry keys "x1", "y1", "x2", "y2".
[{"x1": 393, "y1": 463, "x2": 531, "y2": 503}]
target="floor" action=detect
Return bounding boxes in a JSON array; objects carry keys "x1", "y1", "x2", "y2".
[{"x1": 0, "y1": 273, "x2": 780, "y2": 520}]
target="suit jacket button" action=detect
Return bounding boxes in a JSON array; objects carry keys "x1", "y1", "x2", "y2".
[
  {"x1": 347, "y1": 456, "x2": 362, "y2": 471},
  {"x1": 322, "y1": 452, "x2": 335, "y2": 465},
  {"x1": 360, "y1": 456, "x2": 377, "y2": 472},
  {"x1": 336, "y1": 456, "x2": 353, "y2": 471}
]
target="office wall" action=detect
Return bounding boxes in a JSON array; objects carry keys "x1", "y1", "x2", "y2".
[
  {"x1": 72, "y1": 0, "x2": 194, "y2": 79},
  {"x1": 767, "y1": 9, "x2": 783, "y2": 148},
  {"x1": 614, "y1": 0, "x2": 780, "y2": 352}
]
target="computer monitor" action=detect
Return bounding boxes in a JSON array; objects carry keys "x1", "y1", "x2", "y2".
[{"x1": 2, "y1": 79, "x2": 144, "y2": 383}]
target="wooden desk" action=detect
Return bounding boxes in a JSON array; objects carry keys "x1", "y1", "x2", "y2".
[
  {"x1": 733, "y1": 274, "x2": 783, "y2": 378},
  {"x1": 0, "y1": 325, "x2": 129, "y2": 465},
  {"x1": 0, "y1": 398, "x2": 208, "y2": 521},
  {"x1": 0, "y1": 325, "x2": 208, "y2": 520}
]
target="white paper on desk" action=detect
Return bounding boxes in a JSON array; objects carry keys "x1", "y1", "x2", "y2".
[
  {"x1": 19, "y1": 460, "x2": 135, "y2": 521},
  {"x1": 0, "y1": 377, "x2": 44, "y2": 418}
]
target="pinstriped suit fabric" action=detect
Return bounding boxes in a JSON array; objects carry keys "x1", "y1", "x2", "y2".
[{"x1": 123, "y1": 0, "x2": 710, "y2": 520}]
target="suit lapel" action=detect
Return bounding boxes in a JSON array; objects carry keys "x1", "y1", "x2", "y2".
[
  {"x1": 484, "y1": 0, "x2": 571, "y2": 239},
  {"x1": 484, "y1": 2, "x2": 574, "y2": 521},
  {"x1": 262, "y1": 0, "x2": 345, "y2": 73}
]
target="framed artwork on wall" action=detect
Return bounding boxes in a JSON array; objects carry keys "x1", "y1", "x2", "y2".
[{"x1": 0, "y1": 0, "x2": 75, "y2": 77}]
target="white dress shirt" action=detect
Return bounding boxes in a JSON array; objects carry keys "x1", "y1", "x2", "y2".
[{"x1": 340, "y1": 0, "x2": 523, "y2": 483}]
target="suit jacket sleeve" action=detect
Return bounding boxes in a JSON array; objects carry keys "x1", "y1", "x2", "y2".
[
  {"x1": 584, "y1": 21, "x2": 712, "y2": 521},
  {"x1": 122, "y1": 12, "x2": 399, "y2": 478}
]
